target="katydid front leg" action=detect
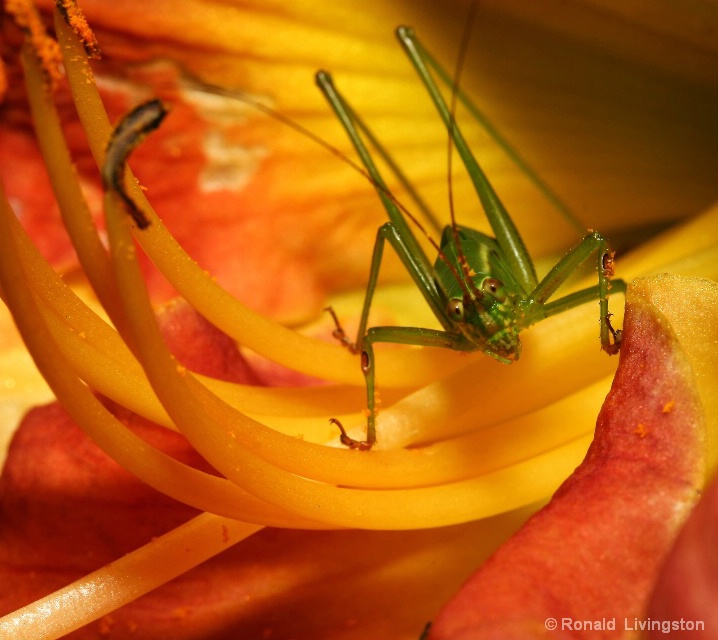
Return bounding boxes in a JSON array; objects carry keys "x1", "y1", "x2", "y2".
[
  {"x1": 329, "y1": 322, "x2": 474, "y2": 449},
  {"x1": 325, "y1": 222, "x2": 471, "y2": 450},
  {"x1": 521, "y1": 231, "x2": 626, "y2": 354}
]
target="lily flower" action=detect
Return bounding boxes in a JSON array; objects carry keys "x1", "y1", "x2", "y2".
[{"x1": 0, "y1": 1, "x2": 717, "y2": 639}]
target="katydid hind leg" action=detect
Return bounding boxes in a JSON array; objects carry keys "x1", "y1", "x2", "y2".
[
  {"x1": 396, "y1": 26, "x2": 538, "y2": 295},
  {"x1": 348, "y1": 106, "x2": 444, "y2": 235},
  {"x1": 315, "y1": 71, "x2": 433, "y2": 275},
  {"x1": 418, "y1": 43, "x2": 586, "y2": 237},
  {"x1": 316, "y1": 69, "x2": 473, "y2": 449}
]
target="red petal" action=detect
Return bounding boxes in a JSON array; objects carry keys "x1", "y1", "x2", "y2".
[
  {"x1": 0, "y1": 401, "x2": 204, "y2": 616},
  {"x1": 429, "y1": 285, "x2": 705, "y2": 638},
  {"x1": 647, "y1": 470, "x2": 718, "y2": 637},
  {"x1": 156, "y1": 299, "x2": 261, "y2": 384},
  {"x1": 0, "y1": 126, "x2": 80, "y2": 269}
]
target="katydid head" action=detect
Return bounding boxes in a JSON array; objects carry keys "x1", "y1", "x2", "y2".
[
  {"x1": 446, "y1": 280, "x2": 521, "y2": 362},
  {"x1": 436, "y1": 225, "x2": 523, "y2": 362}
]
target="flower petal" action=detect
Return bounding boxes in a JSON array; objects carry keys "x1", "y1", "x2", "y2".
[
  {"x1": 647, "y1": 468, "x2": 718, "y2": 635},
  {"x1": 0, "y1": 400, "x2": 534, "y2": 639},
  {"x1": 428, "y1": 275, "x2": 715, "y2": 637}
]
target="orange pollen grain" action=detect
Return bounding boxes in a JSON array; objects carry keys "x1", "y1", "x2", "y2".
[
  {"x1": 56, "y1": 0, "x2": 101, "y2": 59},
  {"x1": 5, "y1": 0, "x2": 63, "y2": 90},
  {"x1": 662, "y1": 399, "x2": 675, "y2": 414},
  {"x1": 634, "y1": 423, "x2": 649, "y2": 439}
]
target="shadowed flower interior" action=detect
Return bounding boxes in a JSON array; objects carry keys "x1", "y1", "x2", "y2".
[{"x1": 0, "y1": 1, "x2": 717, "y2": 638}]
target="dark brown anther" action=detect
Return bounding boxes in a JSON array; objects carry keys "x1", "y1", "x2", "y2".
[
  {"x1": 102, "y1": 99, "x2": 168, "y2": 229},
  {"x1": 55, "y1": 0, "x2": 101, "y2": 59}
]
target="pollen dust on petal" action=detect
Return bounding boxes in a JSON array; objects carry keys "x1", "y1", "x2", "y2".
[
  {"x1": 98, "y1": 614, "x2": 114, "y2": 635},
  {"x1": 662, "y1": 399, "x2": 675, "y2": 414},
  {"x1": 634, "y1": 423, "x2": 649, "y2": 439},
  {"x1": 171, "y1": 606, "x2": 188, "y2": 619}
]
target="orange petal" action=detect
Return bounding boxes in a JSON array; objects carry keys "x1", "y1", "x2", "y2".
[{"x1": 429, "y1": 276, "x2": 710, "y2": 638}]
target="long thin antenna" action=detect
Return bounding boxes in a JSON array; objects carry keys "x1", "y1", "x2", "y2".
[
  {"x1": 447, "y1": 1, "x2": 481, "y2": 299},
  {"x1": 182, "y1": 72, "x2": 475, "y2": 290},
  {"x1": 189, "y1": 72, "x2": 448, "y2": 227},
  {"x1": 420, "y1": 46, "x2": 586, "y2": 236}
]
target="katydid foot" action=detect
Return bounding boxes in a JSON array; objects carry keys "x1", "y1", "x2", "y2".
[
  {"x1": 329, "y1": 418, "x2": 373, "y2": 451},
  {"x1": 324, "y1": 306, "x2": 359, "y2": 353}
]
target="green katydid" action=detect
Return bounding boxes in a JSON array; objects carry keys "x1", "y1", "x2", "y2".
[
  {"x1": 100, "y1": 23, "x2": 625, "y2": 454},
  {"x1": 315, "y1": 26, "x2": 625, "y2": 451}
]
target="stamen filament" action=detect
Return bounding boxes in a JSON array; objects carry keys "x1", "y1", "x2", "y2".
[
  {"x1": 102, "y1": 186, "x2": 594, "y2": 527},
  {"x1": 0, "y1": 514, "x2": 261, "y2": 640},
  {"x1": 53, "y1": 7, "x2": 471, "y2": 388},
  {"x1": 21, "y1": 43, "x2": 124, "y2": 326},
  {"x1": 0, "y1": 185, "x2": 326, "y2": 527},
  {"x1": 0, "y1": 174, "x2": 367, "y2": 429}
]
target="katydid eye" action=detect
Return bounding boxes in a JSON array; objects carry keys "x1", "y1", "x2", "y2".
[
  {"x1": 447, "y1": 298, "x2": 465, "y2": 322},
  {"x1": 483, "y1": 278, "x2": 506, "y2": 302}
]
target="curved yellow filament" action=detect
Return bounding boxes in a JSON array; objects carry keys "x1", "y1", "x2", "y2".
[
  {"x1": 21, "y1": 43, "x2": 123, "y2": 327},
  {"x1": 1, "y1": 6, "x2": 716, "y2": 640},
  {"x1": 100, "y1": 187, "x2": 588, "y2": 527},
  {"x1": 0, "y1": 186, "x2": 327, "y2": 528},
  {"x1": 0, "y1": 514, "x2": 261, "y2": 640},
  {"x1": 54, "y1": 8, "x2": 473, "y2": 388}
]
